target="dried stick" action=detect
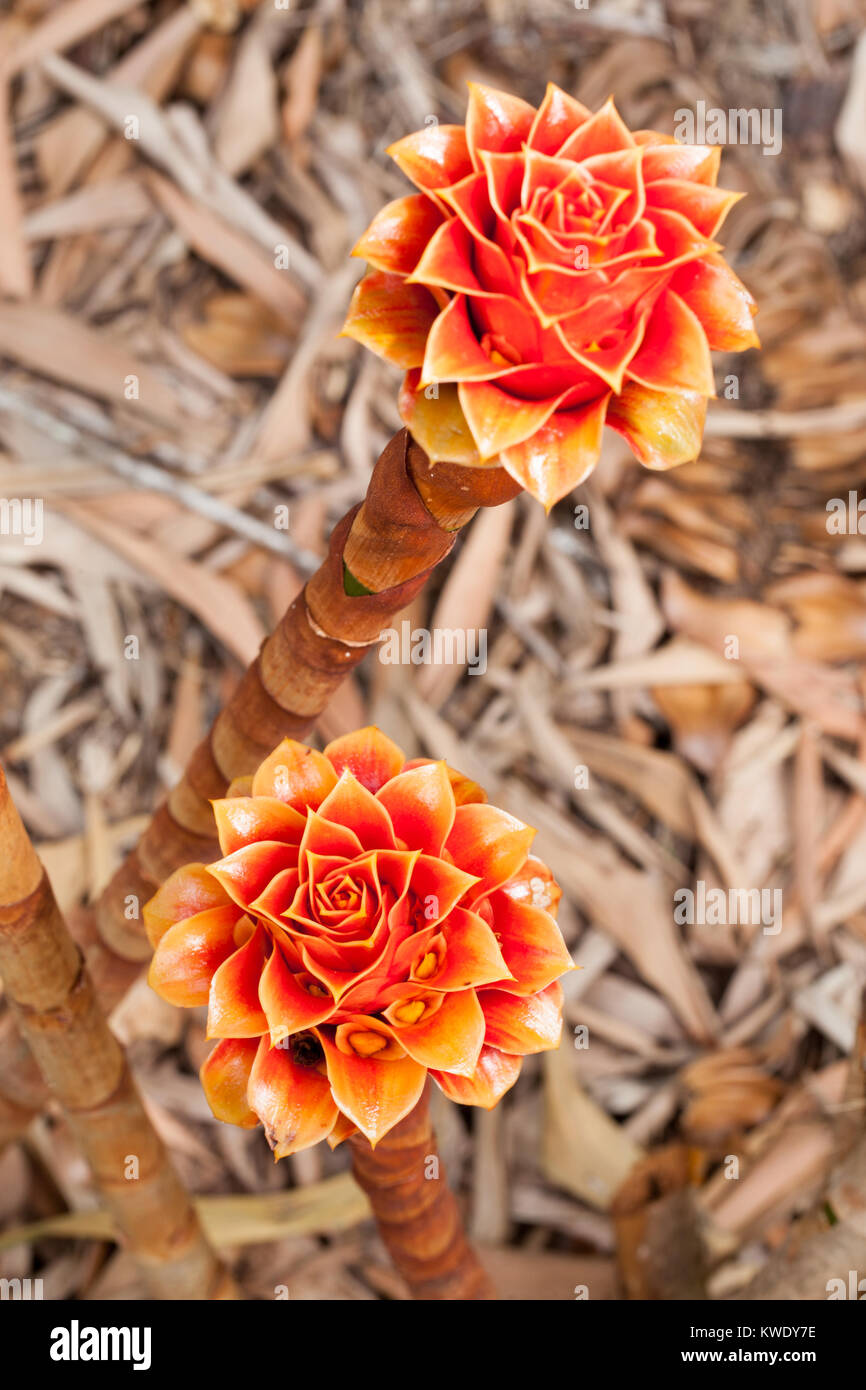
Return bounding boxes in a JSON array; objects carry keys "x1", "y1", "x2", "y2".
[
  {"x1": 0, "y1": 766, "x2": 235, "y2": 1299},
  {"x1": 348, "y1": 1086, "x2": 495, "y2": 1300},
  {"x1": 0, "y1": 385, "x2": 321, "y2": 569}
]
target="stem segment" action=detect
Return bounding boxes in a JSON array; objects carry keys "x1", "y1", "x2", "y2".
[
  {"x1": 0, "y1": 431, "x2": 517, "y2": 1301},
  {"x1": 0, "y1": 766, "x2": 234, "y2": 1299},
  {"x1": 0, "y1": 428, "x2": 518, "y2": 1076},
  {"x1": 348, "y1": 1086, "x2": 495, "y2": 1300}
]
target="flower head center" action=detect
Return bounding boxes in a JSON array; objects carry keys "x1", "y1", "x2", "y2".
[
  {"x1": 315, "y1": 871, "x2": 364, "y2": 919},
  {"x1": 289, "y1": 1031, "x2": 324, "y2": 1068},
  {"x1": 480, "y1": 332, "x2": 521, "y2": 368}
]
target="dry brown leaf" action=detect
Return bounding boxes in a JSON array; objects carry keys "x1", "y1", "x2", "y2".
[
  {"x1": 663, "y1": 571, "x2": 865, "y2": 739},
  {"x1": 793, "y1": 722, "x2": 822, "y2": 937},
  {"x1": 662, "y1": 570, "x2": 792, "y2": 663},
  {"x1": 165, "y1": 649, "x2": 204, "y2": 778},
  {"x1": 652, "y1": 679, "x2": 757, "y2": 774},
  {"x1": 714, "y1": 702, "x2": 791, "y2": 888},
  {"x1": 0, "y1": 1173, "x2": 369, "y2": 1253},
  {"x1": 182, "y1": 293, "x2": 292, "y2": 377},
  {"x1": 571, "y1": 636, "x2": 741, "y2": 691},
  {"x1": 59, "y1": 499, "x2": 266, "y2": 665},
  {"x1": 479, "y1": 1245, "x2": 617, "y2": 1301},
  {"x1": 543, "y1": 1041, "x2": 644, "y2": 1210},
  {"x1": 516, "y1": 687, "x2": 689, "y2": 877},
  {"x1": 835, "y1": 29, "x2": 866, "y2": 193},
  {"x1": 517, "y1": 787, "x2": 720, "y2": 1042},
  {"x1": 25, "y1": 175, "x2": 154, "y2": 240},
  {"x1": 0, "y1": 76, "x2": 31, "y2": 297},
  {"x1": 212, "y1": 26, "x2": 279, "y2": 175},
  {"x1": 0, "y1": 303, "x2": 210, "y2": 432},
  {"x1": 705, "y1": 1122, "x2": 835, "y2": 1236},
  {"x1": 612, "y1": 1145, "x2": 707, "y2": 1299},
  {"x1": 680, "y1": 1063, "x2": 784, "y2": 1148},
  {"x1": 180, "y1": 31, "x2": 233, "y2": 104},
  {"x1": 147, "y1": 170, "x2": 305, "y2": 329},
  {"x1": 624, "y1": 514, "x2": 740, "y2": 583},
  {"x1": 281, "y1": 23, "x2": 323, "y2": 145},
  {"x1": 770, "y1": 571, "x2": 866, "y2": 663},
  {"x1": 4, "y1": 0, "x2": 144, "y2": 77},
  {"x1": 34, "y1": 8, "x2": 200, "y2": 195},
  {"x1": 564, "y1": 726, "x2": 697, "y2": 838},
  {"x1": 416, "y1": 501, "x2": 515, "y2": 706}
]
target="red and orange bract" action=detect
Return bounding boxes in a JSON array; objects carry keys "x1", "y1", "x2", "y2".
[
  {"x1": 144, "y1": 728, "x2": 572, "y2": 1154},
  {"x1": 343, "y1": 83, "x2": 759, "y2": 509}
]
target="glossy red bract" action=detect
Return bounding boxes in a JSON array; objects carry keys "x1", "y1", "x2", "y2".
[
  {"x1": 145, "y1": 728, "x2": 572, "y2": 1153},
  {"x1": 343, "y1": 83, "x2": 758, "y2": 508}
]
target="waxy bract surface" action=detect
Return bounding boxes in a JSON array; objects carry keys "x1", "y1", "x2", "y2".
[
  {"x1": 145, "y1": 727, "x2": 572, "y2": 1153},
  {"x1": 344, "y1": 82, "x2": 758, "y2": 508}
]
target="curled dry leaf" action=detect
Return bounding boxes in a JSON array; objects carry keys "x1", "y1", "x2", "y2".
[
  {"x1": 768, "y1": 572, "x2": 866, "y2": 664},
  {"x1": 651, "y1": 679, "x2": 757, "y2": 774},
  {"x1": 182, "y1": 293, "x2": 294, "y2": 377},
  {"x1": 676, "y1": 1049, "x2": 786, "y2": 1151}
]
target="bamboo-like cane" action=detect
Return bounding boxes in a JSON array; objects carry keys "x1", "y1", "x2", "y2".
[
  {"x1": 349, "y1": 1086, "x2": 494, "y2": 1300},
  {"x1": 0, "y1": 430, "x2": 516, "y2": 1122},
  {"x1": 0, "y1": 766, "x2": 235, "y2": 1300},
  {"x1": 0, "y1": 429, "x2": 518, "y2": 1048},
  {"x1": 90, "y1": 430, "x2": 519, "y2": 967},
  {"x1": 0, "y1": 432, "x2": 516, "y2": 1301}
]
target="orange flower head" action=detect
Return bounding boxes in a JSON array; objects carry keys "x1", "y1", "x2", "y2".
[
  {"x1": 343, "y1": 83, "x2": 759, "y2": 509},
  {"x1": 144, "y1": 728, "x2": 572, "y2": 1153}
]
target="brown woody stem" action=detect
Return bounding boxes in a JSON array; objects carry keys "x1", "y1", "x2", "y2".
[
  {"x1": 348, "y1": 1086, "x2": 495, "y2": 1300},
  {"x1": 101, "y1": 434, "x2": 515, "y2": 960},
  {"x1": 0, "y1": 766, "x2": 235, "y2": 1299},
  {"x1": 0, "y1": 431, "x2": 516, "y2": 1300},
  {"x1": 0, "y1": 428, "x2": 518, "y2": 1103}
]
